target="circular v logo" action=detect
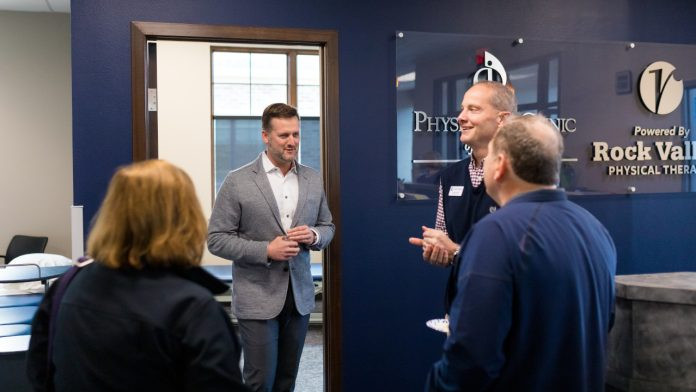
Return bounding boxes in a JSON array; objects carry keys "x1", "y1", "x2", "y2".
[{"x1": 638, "y1": 61, "x2": 684, "y2": 115}]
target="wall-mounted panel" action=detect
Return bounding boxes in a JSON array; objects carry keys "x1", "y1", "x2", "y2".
[{"x1": 397, "y1": 31, "x2": 696, "y2": 197}]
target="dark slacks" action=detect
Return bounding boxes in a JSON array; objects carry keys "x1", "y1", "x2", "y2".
[{"x1": 237, "y1": 282, "x2": 310, "y2": 392}]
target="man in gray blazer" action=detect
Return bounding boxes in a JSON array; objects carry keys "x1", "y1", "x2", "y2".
[{"x1": 208, "y1": 103, "x2": 334, "y2": 392}]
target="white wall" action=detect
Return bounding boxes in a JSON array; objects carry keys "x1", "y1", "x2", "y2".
[
  {"x1": 157, "y1": 41, "x2": 229, "y2": 264},
  {"x1": 0, "y1": 11, "x2": 72, "y2": 257},
  {"x1": 156, "y1": 40, "x2": 324, "y2": 264}
]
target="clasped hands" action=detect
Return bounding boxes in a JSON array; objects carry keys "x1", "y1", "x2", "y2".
[
  {"x1": 408, "y1": 226, "x2": 460, "y2": 267},
  {"x1": 267, "y1": 225, "x2": 315, "y2": 261}
]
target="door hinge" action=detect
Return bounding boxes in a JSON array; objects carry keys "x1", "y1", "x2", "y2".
[{"x1": 147, "y1": 88, "x2": 157, "y2": 111}]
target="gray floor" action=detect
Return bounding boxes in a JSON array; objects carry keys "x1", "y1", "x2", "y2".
[
  {"x1": 295, "y1": 325, "x2": 323, "y2": 392},
  {"x1": 225, "y1": 301, "x2": 324, "y2": 392}
]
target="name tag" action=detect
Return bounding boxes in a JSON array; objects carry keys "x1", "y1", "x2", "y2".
[{"x1": 448, "y1": 186, "x2": 464, "y2": 196}]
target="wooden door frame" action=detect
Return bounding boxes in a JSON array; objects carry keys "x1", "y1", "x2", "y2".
[{"x1": 131, "y1": 21, "x2": 342, "y2": 391}]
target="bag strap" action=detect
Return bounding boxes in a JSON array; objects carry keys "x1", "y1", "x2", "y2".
[{"x1": 46, "y1": 257, "x2": 94, "y2": 384}]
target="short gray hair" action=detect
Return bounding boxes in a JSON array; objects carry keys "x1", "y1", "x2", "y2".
[
  {"x1": 491, "y1": 114, "x2": 563, "y2": 185},
  {"x1": 473, "y1": 80, "x2": 517, "y2": 113}
]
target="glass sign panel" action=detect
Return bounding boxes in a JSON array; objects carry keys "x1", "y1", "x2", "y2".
[{"x1": 396, "y1": 31, "x2": 696, "y2": 199}]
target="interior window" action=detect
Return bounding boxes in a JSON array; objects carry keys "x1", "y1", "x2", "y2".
[{"x1": 212, "y1": 49, "x2": 320, "y2": 193}]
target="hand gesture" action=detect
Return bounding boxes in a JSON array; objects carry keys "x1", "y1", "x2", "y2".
[
  {"x1": 267, "y1": 236, "x2": 300, "y2": 261},
  {"x1": 286, "y1": 225, "x2": 316, "y2": 245},
  {"x1": 421, "y1": 226, "x2": 458, "y2": 252},
  {"x1": 422, "y1": 242, "x2": 453, "y2": 267},
  {"x1": 408, "y1": 226, "x2": 458, "y2": 267}
]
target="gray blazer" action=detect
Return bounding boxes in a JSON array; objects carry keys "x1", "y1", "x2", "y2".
[{"x1": 208, "y1": 154, "x2": 334, "y2": 319}]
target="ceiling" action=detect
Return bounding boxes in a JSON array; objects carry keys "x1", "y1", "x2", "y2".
[{"x1": 0, "y1": 0, "x2": 69, "y2": 13}]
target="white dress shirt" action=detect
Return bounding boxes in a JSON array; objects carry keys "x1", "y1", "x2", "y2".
[
  {"x1": 262, "y1": 152, "x2": 298, "y2": 232},
  {"x1": 261, "y1": 152, "x2": 320, "y2": 245}
]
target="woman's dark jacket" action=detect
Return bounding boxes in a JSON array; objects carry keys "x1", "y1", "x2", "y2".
[{"x1": 27, "y1": 262, "x2": 248, "y2": 391}]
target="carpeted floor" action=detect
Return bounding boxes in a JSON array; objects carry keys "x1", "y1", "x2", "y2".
[
  {"x1": 295, "y1": 325, "x2": 323, "y2": 391},
  {"x1": 225, "y1": 302, "x2": 324, "y2": 391}
]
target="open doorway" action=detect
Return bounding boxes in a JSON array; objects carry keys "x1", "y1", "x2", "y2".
[{"x1": 131, "y1": 22, "x2": 341, "y2": 391}]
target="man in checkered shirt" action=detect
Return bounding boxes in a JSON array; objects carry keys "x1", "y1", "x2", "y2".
[{"x1": 409, "y1": 81, "x2": 516, "y2": 312}]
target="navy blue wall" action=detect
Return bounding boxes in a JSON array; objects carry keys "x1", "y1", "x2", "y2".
[{"x1": 71, "y1": 1, "x2": 696, "y2": 390}]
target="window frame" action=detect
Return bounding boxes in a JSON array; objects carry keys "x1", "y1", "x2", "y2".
[
  {"x1": 211, "y1": 46, "x2": 320, "y2": 110},
  {"x1": 210, "y1": 47, "x2": 322, "y2": 190}
]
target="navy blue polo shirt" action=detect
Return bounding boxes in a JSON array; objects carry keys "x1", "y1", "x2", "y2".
[{"x1": 427, "y1": 189, "x2": 617, "y2": 392}]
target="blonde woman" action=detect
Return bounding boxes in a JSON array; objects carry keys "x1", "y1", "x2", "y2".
[{"x1": 28, "y1": 160, "x2": 248, "y2": 391}]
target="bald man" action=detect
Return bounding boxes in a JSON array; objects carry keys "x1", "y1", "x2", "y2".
[{"x1": 426, "y1": 115, "x2": 617, "y2": 392}]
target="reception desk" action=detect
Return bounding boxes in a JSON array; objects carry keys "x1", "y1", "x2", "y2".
[{"x1": 607, "y1": 272, "x2": 696, "y2": 392}]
